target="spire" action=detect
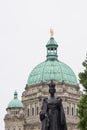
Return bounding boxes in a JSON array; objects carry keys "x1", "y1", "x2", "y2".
[
  {"x1": 14, "y1": 90, "x2": 18, "y2": 99},
  {"x1": 46, "y1": 30, "x2": 58, "y2": 60}
]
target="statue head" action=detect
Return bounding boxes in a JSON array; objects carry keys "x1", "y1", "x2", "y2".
[{"x1": 48, "y1": 80, "x2": 56, "y2": 96}]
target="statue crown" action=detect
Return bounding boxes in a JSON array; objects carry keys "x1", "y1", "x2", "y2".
[{"x1": 48, "y1": 80, "x2": 55, "y2": 89}]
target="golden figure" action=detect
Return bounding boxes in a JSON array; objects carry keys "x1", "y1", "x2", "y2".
[{"x1": 50, "y1": 28, "x2": 54, "y2": 37}]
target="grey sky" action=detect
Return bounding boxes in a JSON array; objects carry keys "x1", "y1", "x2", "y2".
[{"x1": 0, "y1": 0, "x2": 87, "y2": 129}]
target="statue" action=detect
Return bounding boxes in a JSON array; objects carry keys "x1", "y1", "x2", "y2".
[{"x1": 39, "y1": 80, "x2": 67, "y2": 130}]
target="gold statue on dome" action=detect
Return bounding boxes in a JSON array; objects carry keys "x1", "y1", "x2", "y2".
[{"x1": 50, "y1": 28, "x2": 54, "y2": 37}]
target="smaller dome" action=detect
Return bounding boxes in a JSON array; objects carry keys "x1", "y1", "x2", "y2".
[{"x1": 8, "y1": 91, "x2": 24, "y2": 108}]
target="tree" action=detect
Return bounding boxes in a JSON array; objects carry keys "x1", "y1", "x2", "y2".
[{"x1": 78, "y1": 57, "x2": 87, "y2": 130}]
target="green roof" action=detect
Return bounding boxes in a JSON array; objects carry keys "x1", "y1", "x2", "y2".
[
  {"x1": 8, "y1": 91, "x2": 24, "y2": 108},
  {"x1": 27, "y1": 60, "x2": 78, "y2": 86},
  {"x1": 46, "y1": 37, "x2": 58, "y2": 46},
  {"x1": 27, "y1": 37, "x2": 78, "y2": 86}
]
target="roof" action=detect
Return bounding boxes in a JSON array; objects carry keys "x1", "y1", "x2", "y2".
[
  {"x1": 8, "y1": 91, "x2": 24, "y2": 108},
  {"x1": 27, "y1": 60, "x2": 78, "y2": 86},
  {"x1": 27, "y1": 36, "x2": 78, "y2": 86}
]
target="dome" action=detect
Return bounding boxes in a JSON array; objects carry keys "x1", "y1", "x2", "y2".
[
  {"x1": 8, "y1": 91, "x2": 24, "y2": 108},
  {"x1": 27, "y1": 36, "x2": 78, "y2": 86},
  {"x1": 27, "y1": 60, "x2": 77, "y2": 86}
]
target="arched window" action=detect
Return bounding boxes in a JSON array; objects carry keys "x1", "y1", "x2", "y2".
[
  {"x1": 67, "y1": 106, "x2": 69, "y2": 115},
  {"x1": 76, "y1": 108, "x2": 78, "y2": 116},
  {"x1": 28, "y1": 108, "x2": 29, "y2": 117},
  {"x1": 16, "y1": 111, "x2": 18, "y2": 114},
  {"x1": 32, "y1": 108, "x2": 34, "y2": 116},
  {"x1": 36, "y1": 107, "x2": 39, "y2": 115},
  {"x1": 72, "y1": 107, "x2": 74, "y2": 116}
]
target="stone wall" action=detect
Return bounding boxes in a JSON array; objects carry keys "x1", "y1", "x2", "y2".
[{"x1": 22, "y1": 82, "x2": 81, "y2": 130}]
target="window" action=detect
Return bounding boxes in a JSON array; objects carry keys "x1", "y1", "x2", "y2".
[
  {"x1": 48, "y1": 48, "x2": 50, "y2": 53},
  {"x1": 76, "y1": 109, "x2": 78, "y2": 116},
  {"x1": 32, "y1": 108, "x2": 34, "y2": 116},
  {"x1": 36, "y1": 107, "x2": 39, "y2": 115},
  {"x1": 51, "y1": 48, "x2": 53, "y2": 53},
  {"x1": 16, "y1": 111, "x2": 18, "y2": 114},
  {"x1": 54, "y1": 48, "x2": 56, "y2": 53},
  {"x1": 72, "y1": 107, "x2": 74, "y2": 116},
  {"x1": 28, "y1": 108, "x2": 29, "y2": 116},
  {"x1": 67, "y1": 106, "x2": 69, "y2": 115}
]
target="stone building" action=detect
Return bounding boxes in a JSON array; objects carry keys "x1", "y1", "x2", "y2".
[
  {"x1": 4, "y1": 91, "x2": 24, "y2": 130},
  {"x1": 4, "y1": 32, "x2": 81, "y2": 130}
]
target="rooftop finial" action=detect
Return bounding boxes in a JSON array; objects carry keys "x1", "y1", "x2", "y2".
[
  {"x1": 50, "y1": 28, "x2": 54, "y2": 37},
  {"x1": 14, "y1": 90, "x2": 18, "y2": 99}
]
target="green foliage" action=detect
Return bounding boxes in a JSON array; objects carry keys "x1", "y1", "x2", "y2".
[
  {"x1": 79, "y1": 58, "x2": 87, "y2": 92},
  {"x1": 78, "y1": 58, "x2": 87, "y2": 130}
]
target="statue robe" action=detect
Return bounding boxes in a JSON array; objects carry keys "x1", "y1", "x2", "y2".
[{"x1": 40, "y1": 97, "x2": 67, "y2": 130}]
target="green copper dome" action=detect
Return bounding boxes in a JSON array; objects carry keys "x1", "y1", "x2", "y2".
[
  {"x1": 27, "y1": 37, "x2": 78, "y2": 86},
  {"x1": 8, "y1": 91, "x2": 24, "y2": 108}
]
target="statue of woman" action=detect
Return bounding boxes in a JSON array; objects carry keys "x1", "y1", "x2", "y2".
[{"x1": 40, "y1": 80, "x2": 67, "y2": 130}]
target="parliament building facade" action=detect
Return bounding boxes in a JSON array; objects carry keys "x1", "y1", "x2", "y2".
[{"x1": 4, "y1": 32, "x2": 81, "y2": 130}]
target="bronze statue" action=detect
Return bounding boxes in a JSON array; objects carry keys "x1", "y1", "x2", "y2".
[{"x1": 40, "y1": 80, "x2": 67, "y2": 130}]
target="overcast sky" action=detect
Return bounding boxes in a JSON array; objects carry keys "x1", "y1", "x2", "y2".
[{"x1": 0, "y1": 0, "x2": 87, "y2": 129}]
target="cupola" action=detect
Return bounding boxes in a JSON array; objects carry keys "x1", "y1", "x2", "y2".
[
  {"x1": 7, "y1": 91, "x2": 24, "y2": 108},
  {"x1": 46, "y1": 29, "x2": 58, "y2": 60}
]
